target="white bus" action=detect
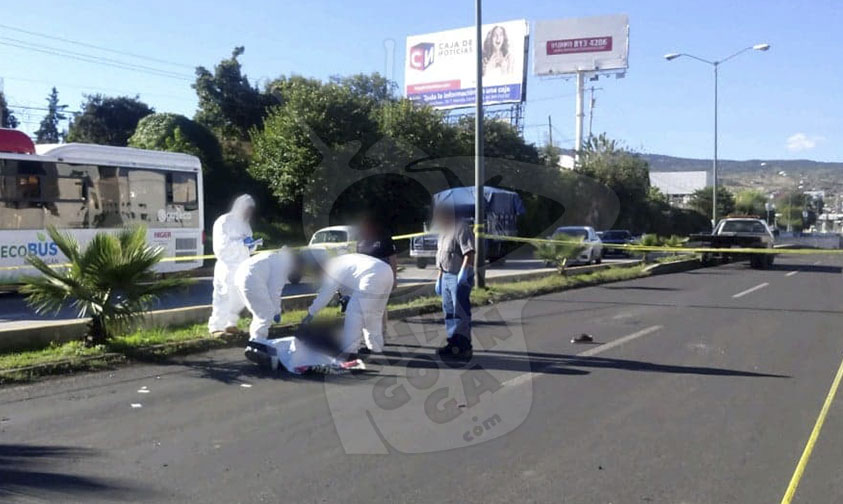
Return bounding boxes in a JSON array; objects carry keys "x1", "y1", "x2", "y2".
[{"x1": 0, "y1": 129, "x2": 204, "y2": 283}]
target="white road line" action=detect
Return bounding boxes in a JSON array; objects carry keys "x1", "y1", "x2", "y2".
[
  {"x1": 503, "y1": 325, "x2": 663, "y2": 387},
  {"x1": 578, "y1": 325, "x2": 663, "y2": 357},
  {"x1": 732, "y1": 282, "x2": 769, "y2": 298},
  {"x1": 785, "y1": 270, "x2": 799, "y2": 277}
]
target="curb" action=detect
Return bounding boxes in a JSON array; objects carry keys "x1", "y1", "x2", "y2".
[{"x1": 643, "y1": 258, "x2": 702, "y2": 275}]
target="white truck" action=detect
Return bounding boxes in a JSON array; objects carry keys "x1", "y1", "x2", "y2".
[{"x1": 690, "y1": 218, "x2": 776, "y2": 269}]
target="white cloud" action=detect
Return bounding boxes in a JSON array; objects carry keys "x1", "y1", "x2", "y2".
[{"x1": 786, "y1": 133, "x2": 824, "y2": 152}]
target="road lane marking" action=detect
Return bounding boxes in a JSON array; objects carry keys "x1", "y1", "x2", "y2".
[
  {"x1": 578, "y1": 325, "x2": 663, "y2": 357},
  {"x1": 503, "y1": 325, "x2": 663, "y2": 388},
  {"x1": 785, "y1": 270, "x2": 799, "y2": 277},
  {"x1": 780, "y1": 354, "x2": 843, "y2": 504},
  {"x1": 732, "y1": 282, "x2": 769, "y2": 298}
]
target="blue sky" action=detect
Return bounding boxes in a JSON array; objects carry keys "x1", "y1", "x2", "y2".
[{"x1": 1, "y1": 0, "x2": 840, "y2": 161}]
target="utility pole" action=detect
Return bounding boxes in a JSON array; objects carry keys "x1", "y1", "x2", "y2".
[
  {"x1": 574, "y1": 71, "x2": 585, "y2": 163},
  {"x1": 587, "y1": 86, "x2": 602, "y2": 138},
  {"x1": 547, "y1": 114, "x2": 553, "y2": 148},
  {"x1": 473, "y1": 0, "x2": 486, "y2": 288}
]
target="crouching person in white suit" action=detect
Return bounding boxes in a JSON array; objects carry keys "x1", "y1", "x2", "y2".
[
  {"x1": 303, "y1": 253, "x2": 395, "y2": 359},
  {"x1": 240, "y1": 249, "x2": 365, "y2": 374},
  {"x1": 233, "y1": 248, "x2": 294, "y2": 341}
]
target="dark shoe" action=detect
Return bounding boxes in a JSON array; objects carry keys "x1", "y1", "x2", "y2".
[
  {"x1": 244, "y1": 342, "x2": 273, "y2": 369},
  {"x1": 439, "y1": 341, "x2": 473, "y2": 361},
  {"x1": 437, "y1": 341, "x2": 456, "y2": 357},
  {"x1": 358, "y1": 347, "x2": 372, "y2": 356}
]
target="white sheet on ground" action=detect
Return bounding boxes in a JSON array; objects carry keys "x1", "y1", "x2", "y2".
[{"x1": 253, "y1": 336, "x2": 365, "y2": 374}]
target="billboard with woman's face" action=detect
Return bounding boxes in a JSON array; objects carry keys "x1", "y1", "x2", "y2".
[{"x1": 405, "y1": 19, "x2": 528, "y2": 110}]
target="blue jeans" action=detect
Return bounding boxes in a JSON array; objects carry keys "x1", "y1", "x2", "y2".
[{"x1": 441, "y1": 271, "x2": 472, "y2": 348}]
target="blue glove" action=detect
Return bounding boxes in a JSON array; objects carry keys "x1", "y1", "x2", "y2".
[
  {"x1": 273, "y1": 313, "x2": 281, "y2": 324},
  {"x1": 243, "y1": 237, "x2": 264, "y2": 250},
  {"x1": 434, "y1": 275, "x2": 443, "y2": 296},
  {"x1": 301, "y1": 314, "x2": 314, "y2": 325},
  {"x1": 457, "y1": 267, "x2": 473, "y2": 287}
]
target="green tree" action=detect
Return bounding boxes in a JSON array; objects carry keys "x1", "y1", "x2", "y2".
[
  {"x1": 249, "y1": 79, "x2": 380, "y2": 208},
  {"x1": 66, "y1": 95, "x2": 153, "y2": 146},
  {"x1": 575, "y1": 134, "x2": 651, "y2": 230},
  {"x1": 129, "y1": 113, "x2": 233, "y2": 218},
  {"x1": 35, "y1": 87, "x2": 67, "y2": 143},
  {"x1": 532, "y1": 233, "x2": 585, "y2": 270},
  {"x1": 329, "y1": 73, "x2": 396, "y2": 103},
  {"x1": 193, "y1": 46, "x2": 269, "y2": 142},
  {"x1": 21, "y1": 225, "x2": 190, "y2": 346},
  {"x1": 734, "y1": 189, "x2": 767, "y2": 216},
  {"x1": 0, "y1": 91, "x2": 18, "y2": 128},
  {"x1": 538, "y1": 143, "x2": 562, "y2": 168},
  {"x1": 689, "y1": 186, "x2": 736, "y2": 220}
]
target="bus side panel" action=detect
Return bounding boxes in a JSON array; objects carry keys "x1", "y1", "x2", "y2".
[{"x1": 0, "y1": 228, "x2": 203, "y2": 283}]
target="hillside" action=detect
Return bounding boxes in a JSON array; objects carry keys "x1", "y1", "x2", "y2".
[{"x1": 641, "y1": 153, "x2": 843, "y2": 200}]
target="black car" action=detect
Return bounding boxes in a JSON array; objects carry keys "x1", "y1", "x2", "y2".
[{"x1": 600, "y1": 230, "x2": 633, "y2": 256}]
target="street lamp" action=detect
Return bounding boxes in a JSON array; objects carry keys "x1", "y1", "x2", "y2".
[{"x1": 664, "y1": 43, "x2": 771, "y2": 227}]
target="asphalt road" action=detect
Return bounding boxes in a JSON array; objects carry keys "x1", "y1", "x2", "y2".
[
  {"x1": 0, "y1": 258, "x2": 632, "y2": 330},
  {"x1": 2, "y1": 254, "x2": 842, "y2": 503}
]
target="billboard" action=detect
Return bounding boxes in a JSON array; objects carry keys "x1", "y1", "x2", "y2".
[
  {"x1": 533, "y1": 14, "x2": 629, "y2": 76},
  {"x1": 405, "y1": 19, "x2": 528, "y2": 110}
]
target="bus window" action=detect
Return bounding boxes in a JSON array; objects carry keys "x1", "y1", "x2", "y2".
[
  {"x1": 94, "y1": 166, "x2": 129, "y2": 228},
  {"x1": 127, "y1": 169, "x2": 166, "y2": 224},
  {"x1": 17, "y1": 175, "x2": 40, "y2": 199},
  {"x1": 167, "y1": 172, "x2": 198, "y2": 210}
]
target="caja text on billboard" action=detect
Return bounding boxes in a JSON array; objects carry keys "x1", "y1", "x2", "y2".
[
  {"x1": 404, "y1": 19, "x2": 528, "y2": 110},
  {"x1": 533, "y1": 14, "x2": 629, "y2": 76}
]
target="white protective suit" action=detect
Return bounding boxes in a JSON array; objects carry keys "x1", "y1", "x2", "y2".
[
  {"x1": 208, "y1": 195, "x2": 255, "y2": 333},
  {"x1": 233, "y1": 249, "x2": 293, "y2": 340},
  {"x1": 308, "y1": 253, "x2": 394, "y2": 353}
]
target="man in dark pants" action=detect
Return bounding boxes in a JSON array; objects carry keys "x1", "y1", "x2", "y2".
[{"x1": 433, "y1": 205, "x2": 475, "y2": 360}]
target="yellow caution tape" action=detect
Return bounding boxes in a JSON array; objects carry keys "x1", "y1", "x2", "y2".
[
  {"x1": 478, "y1": 233, "x2": 843, "y2": 255},
  {"x1": 2, "y1": 229, "x2": 840, "y2": 273}
]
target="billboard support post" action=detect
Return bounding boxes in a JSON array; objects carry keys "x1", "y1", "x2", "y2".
[
  {"x1": 574, "y1": 70, "x2": 585, "y2": 164},
  {"x1": 474, "y1": 0, "x2": 486, "y2": 288}
]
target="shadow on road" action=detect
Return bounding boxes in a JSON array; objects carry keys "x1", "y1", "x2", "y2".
[
  {"x1": 768, "y1": 263, "x2": 842, "y2": 274},
  {"x1": 599, "y1": 285, "x2": 681, "y2": 291},
  {"x1": 0, "y1": 444, "x2": 153, "y2": 501},
  {"x1": 378, "y1": 344, "x2": 788, "y2": 379}
]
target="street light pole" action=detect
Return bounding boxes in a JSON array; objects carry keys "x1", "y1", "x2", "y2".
[
  {"x1": 474, "y1": 0, "x2": 486, "y2": 288},
  {"x1": 664, "y1": 43, "x2": 770, "y2": 228},
  {"x1": 713, "y1": 62, "x2": 718, "y2": 226}
]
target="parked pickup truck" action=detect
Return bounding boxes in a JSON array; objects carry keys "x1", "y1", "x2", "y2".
[{"x1": 689, "y1": 218, "x2": 776, "y2": 269}]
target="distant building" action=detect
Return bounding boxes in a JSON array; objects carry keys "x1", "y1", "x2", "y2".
[{"x1": 649, "y1": 171, "x2": 710, "y2": 206}]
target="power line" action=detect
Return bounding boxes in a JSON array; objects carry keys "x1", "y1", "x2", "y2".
[
  {"x1": 2, "y1": 75, "x2": 190, "y2": 101},
  {"x1": 10, "y1": 104, "x2": 81, "y2": 114},
  {"x1": 0, "y1": 23, "x2": 193, "y2": 70},
  {"x1": 0, "y1": 37, "x2": 193, "y2": 81}
]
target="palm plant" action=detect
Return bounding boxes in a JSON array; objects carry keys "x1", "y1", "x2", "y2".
[
  {"x1": 21, "y1": 225, "x2": 191, "y2": 346},
  {"x1": 533, "y1": 233, "x2": 585, "y2": 271}
]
